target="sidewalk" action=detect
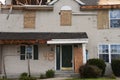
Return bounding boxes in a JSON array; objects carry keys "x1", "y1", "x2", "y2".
[{"x1": 37, "y1": 77, "x2": 72, "y2": 80}]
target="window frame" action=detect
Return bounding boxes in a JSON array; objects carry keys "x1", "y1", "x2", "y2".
[
  {"x1": 98, "y1": 44, "x2": 120, "y2": 63},
  {"x1": 98, "y1": 44, "x2": 110, "y2": 63},
  {"x1": 20, "y1": 45, "x2": 39, "y2": 60},
  {"x1": 109, "y1": 9, "x2": 120, "y2": 28},
  {"x1": 25, "y1": 45, "x2": 34, "y2": 60}
]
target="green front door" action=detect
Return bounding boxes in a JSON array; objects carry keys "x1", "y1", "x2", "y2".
[{"x1": 62, "y1": 45, "x2": 72, "y2": 70}]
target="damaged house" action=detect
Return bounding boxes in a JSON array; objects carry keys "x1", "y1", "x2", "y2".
[
  {"x1": 0, "y1": 0, "x2": 120, "y2": 78},
  {"x1": 12, "y1": 0, "x2": 53, "y2": 5}
]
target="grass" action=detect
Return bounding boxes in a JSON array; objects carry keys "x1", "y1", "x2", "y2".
[{"x1": 65, "y1": 78, "x2": 116, "y2": 80}]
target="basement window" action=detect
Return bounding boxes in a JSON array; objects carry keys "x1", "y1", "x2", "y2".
[{"x1": 12, "y1": 0, "x2": 53, "y2": 5}]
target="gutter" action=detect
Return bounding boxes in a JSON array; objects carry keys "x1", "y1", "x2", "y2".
[
  {"x1": 48, "y1": 0, "x2": 59, "y2": 5},
  {"x1": 74, "y1": 0, "x2": 85, "y2": 5}
]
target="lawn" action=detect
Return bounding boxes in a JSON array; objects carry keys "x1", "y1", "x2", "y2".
[{"x1": 65, "y1": 78, "x2": 116, "y2": 80}]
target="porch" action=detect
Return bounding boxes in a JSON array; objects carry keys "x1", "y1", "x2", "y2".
[{"x1": 0, "y1": 32, "x2": 88, "y2": 78}]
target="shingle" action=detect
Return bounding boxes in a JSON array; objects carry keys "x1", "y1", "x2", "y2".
[
  {"x1": 80, "y1": 0, "x2": 99, "y2": 5},
  {"x1": 0, "y1": 32, "x2": 88, "y2": 40}
]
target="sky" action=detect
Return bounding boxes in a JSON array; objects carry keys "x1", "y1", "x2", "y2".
[{"x1": 0, "y1": 0, "x2": 5, "y2": 4}]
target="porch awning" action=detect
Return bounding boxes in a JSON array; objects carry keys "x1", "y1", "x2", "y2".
[
  {"x1": 47, "y1": 39, "x2": 88, "y2": 44},
  {"x1": 0, "y1": 32, "x2": 88, "y2": 44}
]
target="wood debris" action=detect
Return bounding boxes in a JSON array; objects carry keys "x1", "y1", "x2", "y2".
[{"x1": 12, "y1": 0, "x2": 51, "y2": 5}]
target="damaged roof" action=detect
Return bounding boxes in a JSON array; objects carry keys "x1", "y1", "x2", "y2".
[
  {"x1": 0, "y1": 32, "x2": 88, "y2": 40},
  {"x1": 80, "y1": 0, "x2": 99, "y2": 5},
  {"x1": 80, "y1": 0, "x2": 120, "y2": 5},
  {"x1": 80, "y1": 0, "x2": 120, "y2": 10}
]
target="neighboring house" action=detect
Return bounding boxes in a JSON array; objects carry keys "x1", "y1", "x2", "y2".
[{"x1": 0, "y1": 0, "x2": 120, "y2": 78}]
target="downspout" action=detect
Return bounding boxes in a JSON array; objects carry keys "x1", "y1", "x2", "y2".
[
  {"x1": 28, "y1": 54, "x2": 31, "y2": 77},
  {"x1": 1, "y1": 45, "x2": 7, "y2": 78}
]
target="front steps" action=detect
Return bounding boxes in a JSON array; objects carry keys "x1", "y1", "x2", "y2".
[{"x1": 55, "y1": 71, "x2": 79, "y2": 77}]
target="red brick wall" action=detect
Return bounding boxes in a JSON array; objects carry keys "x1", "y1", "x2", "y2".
[{"x1": 74, "y1": 46, "x2": 83, "y2": 73}]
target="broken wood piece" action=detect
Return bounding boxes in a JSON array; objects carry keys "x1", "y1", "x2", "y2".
[
  {"x1": 0, "y1": 3, "x2": 1, "y2": 13},
  {"x1": 6, "y1": 5, "x2": 13, "y2": 20},
  {"x1": 25, "y1": 0, "x2": 28, "y2": 5},
  {"x1": 39, "y1": 0, "x2": 43, "y2": 5},
  {"x1": 36, "y1": 0, "x2": 40, "y2": 5},
  {"x1": 15, "y1": 0, "x2": 24, "y2": 5}
]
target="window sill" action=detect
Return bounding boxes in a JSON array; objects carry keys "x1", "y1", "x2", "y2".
[{"x1": 1, "y1": 5, "x2": 53, "y2": 11}]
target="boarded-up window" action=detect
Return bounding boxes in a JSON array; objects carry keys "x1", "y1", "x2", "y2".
[
  {"x1": 24, "y1": 11, "x2": 36, "y2": 28},
  {"x1": 97, "y1": 10, "x2": 109, "y2": 29},
  {"x1": 60, "y1": 10, "x2": 72, "y2": 26}
]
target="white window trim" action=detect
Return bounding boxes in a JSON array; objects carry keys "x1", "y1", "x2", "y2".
[
  {"x1": 98, "y1": 43, "x2": 120, "y2": 63},
  {"x1": 109, "y1": 10, "x2": 120, "y2": 28},
  {"x1": 55, "y1": 44, "x2": 74, "y2": 71},
  {"x1": 108, "y1": 10, "x2": 112, "y2": 28},
  {"x1": 25, "y1": 45, "x2": 34, "y2": 60}
]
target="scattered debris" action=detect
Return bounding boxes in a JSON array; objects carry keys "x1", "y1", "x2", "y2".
[{"x1": 12, "y1": 0, "x2": 52, "y2": 5}]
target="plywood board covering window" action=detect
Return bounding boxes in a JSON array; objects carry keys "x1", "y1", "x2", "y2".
[
  {"x1": 74, "y1": 46, "x2": 83, "y2": 73},
  {"x1": 60, "y1": 10, "x2": 72, "y2": 26},
  {"x1": 97, "y1": 10, "x2": 109, "y2": 29},
  {"x1": 24, "y1": 11, "x2": 36, "y2": 28}
]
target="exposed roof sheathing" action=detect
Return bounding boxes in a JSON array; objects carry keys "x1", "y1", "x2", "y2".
[
  {"x1": 80, "y1": 0, "x2": 120, "y2": 5},
  {"x1": 80, "y1": 0, "x2": 120, "y2": 10},
  {"x1": 98, "y1": 0, "x2": 120, "y2": 5},
  {"x1": 12, "y1": 0, "x2": 51, "y2": 5}
]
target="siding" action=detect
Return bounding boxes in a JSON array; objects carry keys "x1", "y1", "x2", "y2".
[{"x1": 2, "y1": 45, "x2": 55, "y2": 76}]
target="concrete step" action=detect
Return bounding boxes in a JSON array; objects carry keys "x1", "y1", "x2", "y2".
[{"x1": 55, "y1": 71, "x2": 79, "y2": 77}]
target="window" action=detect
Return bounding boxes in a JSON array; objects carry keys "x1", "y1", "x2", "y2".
[
  {"x1": 111, "y1": 45, "x2": 120, "y2": 60},
  {"x1": 99, "y1": 45, "x2": 109, "y2": 62},
  {"x1": 110, "y1": 10, "x2": 120, "y2": 28},
  {"x1": 26, "y1": 45, "x2": 33, "y2": 59},
  {"x1": 20, "y1": 45, "x2": 38, "y2": 60},
  {"x1": 98, "y1": 44, "x2": 120, "y2": 63}
]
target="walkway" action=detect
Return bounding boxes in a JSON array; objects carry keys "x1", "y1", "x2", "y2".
[{"x1": 37, "y1": 77, "x2": 71, "y2": 80}]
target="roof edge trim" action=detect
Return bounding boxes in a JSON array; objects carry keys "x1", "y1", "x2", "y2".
[
  {"x1": 48, "y1": 0, "x2": 59, "y2": 5},
  {"x1": 47, "y1": 38, "x2": 88, "y2": 44},
  {"x1": 74, "y1": 0, "x2": 85, "y2": 5}
]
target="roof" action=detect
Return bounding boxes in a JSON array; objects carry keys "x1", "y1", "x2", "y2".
[
  {"x1": 80, "y1": 0, "x2": 120, "y2": 10},
  {"x1": 0, "y1": 32, "x2": 88, "y2": 40},
  {"x1": 80, "y1": 0, "x2": 99, "y2": 5},
  {"x1": 80, "y1": 0, "x2": 120, "y2": 5}
]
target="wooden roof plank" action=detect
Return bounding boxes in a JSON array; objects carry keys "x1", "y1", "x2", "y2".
[
  {"x1": 0, "y1": 5, "x2": 53, "y2": 11},
  {"x1": 80, "y1": 4, "x2": 120, "y2": 10}
]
